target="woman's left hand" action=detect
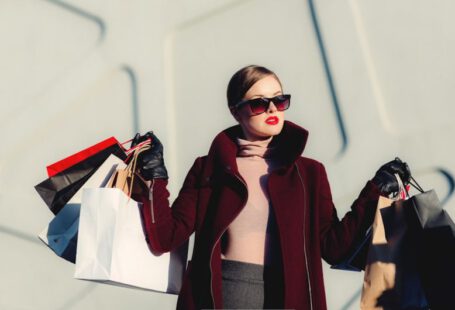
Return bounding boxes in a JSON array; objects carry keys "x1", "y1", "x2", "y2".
[{"x1": 372, "y1": 157, "x2": 411, "y2": 195}]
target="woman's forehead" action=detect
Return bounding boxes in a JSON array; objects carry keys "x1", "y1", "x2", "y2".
[{"x1": 244, "y1": 76, "x2": 282, "y2": 99}]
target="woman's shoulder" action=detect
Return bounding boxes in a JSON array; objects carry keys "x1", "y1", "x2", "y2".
[
  {"x1": 296, "y1": 156, "x2": 324, "y2": 169},
  {"x1": 187, "y1": 156, "x2": 208, "y2": 174},
  {"x1": 294, "y1": 157, "x2": 329, "y2": 183},
  {"x1": 188, "y1": 155, "x2": 211, "y2": 178}
]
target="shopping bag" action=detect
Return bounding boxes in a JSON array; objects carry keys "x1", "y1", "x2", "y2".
[
  {"x1": 404, "y1": 188, "x2": 455, "y2": 308},
  {"x1": 107, "y1": 155, "x2": 149, "y2": 201},
  {"x1": 361, "y1": 175, "x2": 428, "y2": 310},
  {"x1": 38, "y1": 154, "x2": 126, "y2": 262},
  {"x1": 34, "y1": 143, "x2": 127, "y2": 214},
  {"x1": 75, "y1": 188, "x2": 187, "y2": 293},
  {"x1": 46, "y1": 137, "x2": 120, "y2": 177},
  {"x1": 75, "y1": 142, "x2": 187, "y2": 293},
  {"x1": 39, "y1": 203, "x2": 79, "y2": 263},
  {"x1": 331, "y1": 186, "x2": 411, "y2": 272}
]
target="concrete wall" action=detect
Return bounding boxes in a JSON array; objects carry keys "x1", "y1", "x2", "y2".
[{"x1": 1, "y1": 0, "x2": 454, "y2": 309}]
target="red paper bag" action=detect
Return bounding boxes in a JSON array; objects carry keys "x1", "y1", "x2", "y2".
[{"x1": 46, "y1": 137, "x2": 120, "y2": 177}]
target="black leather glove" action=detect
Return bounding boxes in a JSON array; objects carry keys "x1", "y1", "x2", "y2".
[
  {"x1": 372, "y1": 157, "x2": 411, "y2": 195},
  {"x1": 131, "y1": 131, "x2": 168, "y2": 180}
]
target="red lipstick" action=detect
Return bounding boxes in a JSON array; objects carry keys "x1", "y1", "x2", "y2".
[{"x1": 265, "y1": 116, "x2": 279, "y2": 125}]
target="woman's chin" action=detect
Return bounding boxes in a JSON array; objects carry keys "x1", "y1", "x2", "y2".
[{"x1": 264, "y1": 123, "x2": 284, "y2": 136}]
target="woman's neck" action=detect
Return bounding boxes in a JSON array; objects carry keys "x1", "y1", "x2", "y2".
[
  {"x1": 236, "y1": 136, "x2": 273, "y2": 158},
  {"x1": 238, "y1": 130, "x2": 273, "y2": 142}
]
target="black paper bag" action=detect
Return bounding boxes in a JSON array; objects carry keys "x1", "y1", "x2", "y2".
[
  {"x1": 404, "y1": 189, "x2": 455, "y2": 309},
  {"x1": 35, "y1": 143, "x2": 126, "y2": 214}
]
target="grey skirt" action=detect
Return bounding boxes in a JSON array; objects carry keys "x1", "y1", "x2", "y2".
[{"x1": 221, "y1": 259, "x2": 284, "y2": 309}]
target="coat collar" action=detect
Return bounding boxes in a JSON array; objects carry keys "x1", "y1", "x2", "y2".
[{"x1": 207, "y1": 120, "x2": 309, "y2": 174}]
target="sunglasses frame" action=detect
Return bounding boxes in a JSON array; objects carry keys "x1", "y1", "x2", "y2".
[{"x1": 231, "y1": 94, "x2": 291, "y2": 115}]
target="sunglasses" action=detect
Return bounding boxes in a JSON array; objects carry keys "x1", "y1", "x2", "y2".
[{"x1": 231, "y1": 94, "x2": 291, "y2": 115}]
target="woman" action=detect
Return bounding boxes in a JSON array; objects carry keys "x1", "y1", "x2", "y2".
[{"x1": 133, "y1": 65, "x2": 411, "y2": 310}]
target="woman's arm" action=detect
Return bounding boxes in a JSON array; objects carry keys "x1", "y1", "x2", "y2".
[
  {"x1": 318, "y1": 158, "x2": 411, "y2": 264},
  {"x1": 140, "y1": 157, "x2": 204, "y2": 254},
  {"x1": 317, "y1": 163, "x2": 380, "y2": 265},
  {"x1": 131, "y1": 131, "x2": 203, "y2": 254}
]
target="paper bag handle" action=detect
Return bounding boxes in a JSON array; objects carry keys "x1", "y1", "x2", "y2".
[{"x1": 107, "y1": 141, "x2": 151, "y2": 199}]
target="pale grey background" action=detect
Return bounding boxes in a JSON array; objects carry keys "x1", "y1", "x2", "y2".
[{"x1": 1, "y1": 0, "x2": 454, "y2": 309}]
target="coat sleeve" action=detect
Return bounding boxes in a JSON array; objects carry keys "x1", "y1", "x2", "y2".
[
  {"x1": 140, "y1": 157, "x2": 203, "y2": 254},
  {"x1": 317, "y1": 162, "x2": 381, "y2": 265}
]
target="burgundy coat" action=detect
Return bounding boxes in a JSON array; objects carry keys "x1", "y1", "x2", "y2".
[{"x1": 141, "y1": 121, "x2": 381, "y2": 310}]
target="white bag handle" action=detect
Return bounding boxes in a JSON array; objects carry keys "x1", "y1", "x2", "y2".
[{"x1": 394, "y1": 173, "x2": 408, "y2": 200}]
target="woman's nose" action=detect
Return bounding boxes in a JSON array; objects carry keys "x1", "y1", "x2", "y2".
[{"x1": 267, "y1": 101, "x2": 278, "y2": 113}]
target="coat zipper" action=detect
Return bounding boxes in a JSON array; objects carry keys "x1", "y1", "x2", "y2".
[
  {"x1": 209, "y1": 171, "x2": 248, "y2": 309},
  {"x1": 149, "y1": 179, "x2": 155, "y2": 224},
  {"x1": 295, "y1": 163, "x2": 314, "y2": 310}
]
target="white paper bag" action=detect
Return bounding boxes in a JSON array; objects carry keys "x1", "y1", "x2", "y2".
[
  {"x1": 75, "y1": 187, "x2": 187, "y2": 294},
  {"x1": 38, "y1": 154, "x2": 126, "y2": 251}
]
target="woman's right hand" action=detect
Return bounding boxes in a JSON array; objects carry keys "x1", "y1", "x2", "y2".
[{"x1": 131, "y1": 131, "x2": 168, "y2": 180}]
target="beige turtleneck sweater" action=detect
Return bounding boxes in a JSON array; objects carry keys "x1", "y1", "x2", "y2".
[{"x1": 220, "y1": 137, "x2": 281, "y2": 266}]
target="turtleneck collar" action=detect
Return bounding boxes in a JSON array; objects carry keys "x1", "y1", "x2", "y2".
[
  {"x1": 236, "y1": 136, "x2": 274, "y2": 158},
  {"x1": 207, "y1": 121, "x2": 309, "y2": 174}
]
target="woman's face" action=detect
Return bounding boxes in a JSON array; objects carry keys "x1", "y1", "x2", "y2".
[{"x1": 233, "y1": 75, "x2": 285, "y2": 141}]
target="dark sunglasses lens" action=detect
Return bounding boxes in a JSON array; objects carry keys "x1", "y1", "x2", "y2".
[
  {"x1": 249, "y1": 98, "x2": 269, "y2": 114},
  {"x1": 273, "y1": 95, "x2": 290, "y2": 111}
]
